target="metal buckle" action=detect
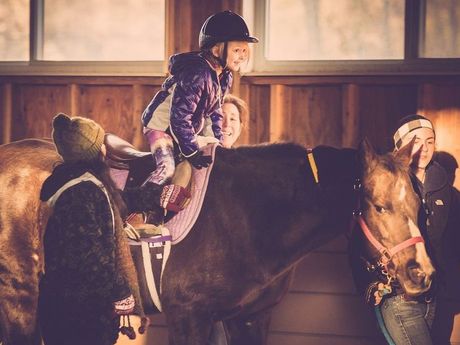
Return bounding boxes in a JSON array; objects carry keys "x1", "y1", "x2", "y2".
[
  {"x1": 380, "y1": 248, "x2": 392, "y2": 264},
  {"x1": 353, "y1": 209, "x2": 363, "y2": 217},
  {"x1": 353, "y1": 179, "x2": 362, "y2": 191}
]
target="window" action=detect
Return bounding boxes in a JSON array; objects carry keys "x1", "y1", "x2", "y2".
[
  {"x1": 0, "y1": 0, "x2": 166, "y2": 75},
  {"x1": 43, "y1": 0, "x2": 164, "y2": 61},
  {"x1": 248, "y1": 0, "x2": 460, "y2": 74},
  {"x1": 0, "y1": 0, "x2": 30, "y2": 61},
  {"x1": 419, "y1": 0, "x2": 460, "y2": 58},
  {"x1": 267, "y1": 0, "x2": 404, "y2": 60}
]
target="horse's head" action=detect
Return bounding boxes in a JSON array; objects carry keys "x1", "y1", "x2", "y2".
[{"x1": 358, "y1": 139, "x2": 435, "y2": 296}]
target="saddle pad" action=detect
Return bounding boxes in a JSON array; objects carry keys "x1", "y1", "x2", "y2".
[{"x1": 166, "y1": 143, "x2": 217, "y2": 244}]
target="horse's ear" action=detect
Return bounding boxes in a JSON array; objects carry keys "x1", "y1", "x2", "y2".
[
  {"x1": 394, "y1": 136, "x2": 416, "y2": 167},
  {"x1": 359, "y1": 138, "x2": 377, "y2": 173}
]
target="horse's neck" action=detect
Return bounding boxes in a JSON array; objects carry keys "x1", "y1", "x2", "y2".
[
  {"x1": 276, "y1": 146, "x2": 358, "y2": 265},
  {"x1": 217, "y1": 145, "x2": 358, "y2": 277}
]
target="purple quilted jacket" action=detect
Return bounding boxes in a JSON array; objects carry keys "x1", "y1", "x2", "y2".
[{"x1": 141, "y1": 52, "x2": 232, "y2": 157}]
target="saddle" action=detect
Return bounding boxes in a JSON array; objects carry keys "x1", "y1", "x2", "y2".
[
  {"x1": 105, "y1": 133, "x2": 192, "y2": 237},
  {"x1": 105, "y1": 133, "x2": 156, "y2": 189},
  {"x1": 104, "y1": 135, "x2": 216, "y2": 313}
]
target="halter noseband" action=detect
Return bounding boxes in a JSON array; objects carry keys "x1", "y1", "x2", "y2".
[{"x1": 357, "y1": 215, "x2": 424, "y2": 267}]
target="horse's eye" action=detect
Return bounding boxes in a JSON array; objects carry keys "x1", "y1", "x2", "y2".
[{"x1": 375, "y1": 205, "x2": 386, "y2": 214}]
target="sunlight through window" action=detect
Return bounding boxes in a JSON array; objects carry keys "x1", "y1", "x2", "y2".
[
  {"x1": 266, "y1": 0, "x2": 404, "y2": 60},
  {"x1": 43, "y1": 0, "x2": 165, "y2": 61},
  {"x1": 0, "y1": 0, "x2": 29, "y2": 61}
]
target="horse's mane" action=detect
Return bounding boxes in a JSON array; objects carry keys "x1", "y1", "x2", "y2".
[{"x1": 378, "y1": 153, "x2": 405, "y2": 174}]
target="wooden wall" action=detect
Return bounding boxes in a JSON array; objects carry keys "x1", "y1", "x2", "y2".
[{"x1": 1, "y1": 0, "x2": 460, "y2": 344}]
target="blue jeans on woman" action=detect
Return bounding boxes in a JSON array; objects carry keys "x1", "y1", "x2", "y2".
[{"x1": 379, "y1": 294, "x2": 436, "y2": 345}]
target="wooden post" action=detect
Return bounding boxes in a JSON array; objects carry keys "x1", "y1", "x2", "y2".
[
  {"x1": 2, "y1": 83, "x2": 12, "y2": 144},
  {"x1": 342, "y1": 84, "x2": 360, "y2": 148},
  {"x1": 132, "y1": 84, "x2": 145, "y2": 149},
  {"x1": 270, "y1": 84, "x2": 290, "y2": 142},
  {"x1": 69, "y1": 83, "x2": 80, "y2": 116}
]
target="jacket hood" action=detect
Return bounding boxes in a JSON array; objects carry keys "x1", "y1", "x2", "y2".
[
  {"x1": 424, "y1": 161, "x2": 448, "y2": 194},
  {"x1": 168, "y1": 52, "x2": 212, "y2": 76}
]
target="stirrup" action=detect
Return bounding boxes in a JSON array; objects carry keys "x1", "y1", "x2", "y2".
[
  {"x1": 133, "y1": 223, "x2": 163, "y2": 238},
  {"x1": 124, "y1": 222, "x2": 163, "y2": 240}
]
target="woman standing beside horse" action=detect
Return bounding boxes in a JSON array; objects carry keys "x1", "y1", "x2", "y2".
[
  {"x1": 38, "y1": 114, "x2": 189, "y2": 345},
  {"x1": 349, "y1": 115, "x2": 460, "y2": 345}
]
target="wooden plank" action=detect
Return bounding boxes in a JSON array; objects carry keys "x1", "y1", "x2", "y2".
[
  {"x1": 11, "y1": 84, "x2": 70, "y2": 141},
  {"x1": 291, "y1": 252, "x2": 357, "y2": 295},
  {"x1": 314, "y1": 234, "x2": 348, "y2": 253},
  {"x1": 235, "y1": 82, "x2": 251, "y2": 146},
  {"x1": 288, "y1": 86, "x2": 342, "y2": 148},
  {"x1": 342, "y1": 84, "x2": 360, "y2": 148},
  {"x1": 248, "y1": 85, "x2": 270, "y2": 143},
  {"x1": 68, "y1": 83, "x2": 80, "y2": 116},
  {"x1": 269, "y1": 84, "x2": 291, "y2": 142},
  {"x1": 1, "y1": 83, "x2": 12, "y2": 144},
  {"x1": 418, "y1": 83, "x2": 460, "y2": 189},
  {"x1": 78, "y1": 85, "x2": 137, "y2": 143},
  {"x1": 269, "y1": 292, "x2": 383, "y2": 338},
  {"x1": 135, "y1": 85, "x2": 161, "y2": 150},
  {"x1": 242, "y1": 75, "x2": 460, "y2": 86},
  {"x1": 358, "y1": 85, "x2": 418, "y2": 152},
  {"x1": 0, "y1": 76, "x2": 165, "y2": 85}
]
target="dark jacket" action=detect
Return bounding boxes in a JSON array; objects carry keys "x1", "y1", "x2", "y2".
[
  {"x1": 418, "y1": 162, "x2": 460, "y2": 300},
  {"x1": 39, "y1": 164, "x2": 162, "y2": 345},
  {"x1": 141, "y1": 51, "x2": 232, "y2": 157},
  {"x1": 349, "y1": 161, "x2": 460, "y2": 303}
]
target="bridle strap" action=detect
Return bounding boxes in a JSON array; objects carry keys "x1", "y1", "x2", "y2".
[
  {"x1": 357, "y1": 216, "x2": 424, "y2": 264},
  {"x1": 389, "y1": 236, "x2": 424, "y2": 257}
]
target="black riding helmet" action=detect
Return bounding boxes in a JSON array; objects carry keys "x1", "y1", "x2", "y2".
[{"x1": 199, "y1": 10, "x2": 258, "y2": 50}]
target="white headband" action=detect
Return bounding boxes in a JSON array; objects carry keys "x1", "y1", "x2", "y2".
[{"x1": 393, "y1": 118, "x2": 434, "y2": 149}]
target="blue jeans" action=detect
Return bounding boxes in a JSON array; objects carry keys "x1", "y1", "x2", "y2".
[{"x1": 379, "y1": 294, "x2": 436, "y2": 345}]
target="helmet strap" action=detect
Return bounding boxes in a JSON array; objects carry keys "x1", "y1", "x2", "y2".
[{"x1": 219, "y1": 42, "x2": 228, "y2": 69}]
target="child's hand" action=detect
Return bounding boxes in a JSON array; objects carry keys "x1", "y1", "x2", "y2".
[{"x1": 188, "y1": 151, "x2": 212, "y2": 169}]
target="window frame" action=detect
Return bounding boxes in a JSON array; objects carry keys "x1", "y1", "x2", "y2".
[
  {"x1": 248, "y1": 0, "x2": 460, "y2": 75},
  {"x1": 0, "y1": 0, "x2": 167, "y2": 76}
]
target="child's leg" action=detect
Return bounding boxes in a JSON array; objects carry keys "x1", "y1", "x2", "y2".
[{"x1": 144, "y1": 128, "x2": 175, "y2": 185}]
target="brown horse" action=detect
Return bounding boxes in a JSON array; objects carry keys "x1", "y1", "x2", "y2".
[{"x1": 0, "y1": 137, "x2": 433, "y2": 345}]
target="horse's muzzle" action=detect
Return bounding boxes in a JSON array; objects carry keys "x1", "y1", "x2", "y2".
[{"x1": 403, "y1": 264, "x2": 434, "y2": 296}]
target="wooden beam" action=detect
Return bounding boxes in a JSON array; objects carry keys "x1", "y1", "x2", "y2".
[
  {"x1": 69, "y1": 83, "x2": 80, "y2": 116},
  {"x1": 342, "y1": 84, "x2": 360, "y2": 148},
  {"x1": 2, "y1": 83, "x2": 12, "y2": 144},
  {"x1": 270, "y1": 84, "x2": 290, "y2": 142}
]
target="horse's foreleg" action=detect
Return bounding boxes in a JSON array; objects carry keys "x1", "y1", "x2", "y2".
[
  {"x1": 225, "y1": 309, "x2": 272, "y2": 345},
  {"x1": 164, "y1": 306, "x2": 213, "y2": 345},
  {"x1": 0, "y1": 289, "x2": 41, "y2": 345}
]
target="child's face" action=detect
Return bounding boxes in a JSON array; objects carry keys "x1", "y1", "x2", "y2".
[{"x1": 226, "y1": 41, "x2": 249, "y2": 72}]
